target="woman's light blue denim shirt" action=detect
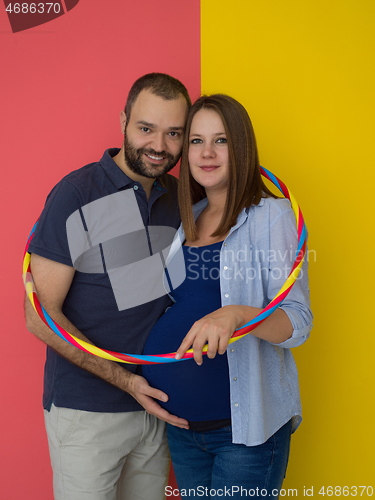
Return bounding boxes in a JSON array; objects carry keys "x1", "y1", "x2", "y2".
[{"x1": 165, "y1": 196, "x2": 313, "y2": 446}]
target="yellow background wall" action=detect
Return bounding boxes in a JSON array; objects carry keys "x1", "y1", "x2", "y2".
[{"x1": 202, "y1": 0, "x2": 374, "y2": 492}]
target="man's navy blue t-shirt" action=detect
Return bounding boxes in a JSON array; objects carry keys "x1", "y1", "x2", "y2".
[{"x1": 28, "y1": 148, "x2": 180, "y2": 412}]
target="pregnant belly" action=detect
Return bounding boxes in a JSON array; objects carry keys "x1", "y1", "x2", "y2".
[{"x1": 142, "y1": 304, "x2": 231, "y2": 421}]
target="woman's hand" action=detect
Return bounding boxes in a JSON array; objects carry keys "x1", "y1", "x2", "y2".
[{"x1": 175, "y1": 305, "x2": 258, "y2": 365}]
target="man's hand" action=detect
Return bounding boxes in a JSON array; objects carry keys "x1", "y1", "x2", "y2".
[
  {"x1": 175, "y1": 305, "x2": 250, "y2": 365},
  {"x1": 127, "y1": 373, "x2": 189, "y2": 429}
]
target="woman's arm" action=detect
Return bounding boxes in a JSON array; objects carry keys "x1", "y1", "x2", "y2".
[
  {"x1": 176, "y1": 202, "x2": 312, "y2": 365},
  {"x1": 175, "y1": 305, "x2": 293, "y2": 365}
]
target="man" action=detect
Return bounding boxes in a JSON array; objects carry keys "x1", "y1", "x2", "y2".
[{"x1": 25, "y1": 73, "x2": 191, "y2": 500}]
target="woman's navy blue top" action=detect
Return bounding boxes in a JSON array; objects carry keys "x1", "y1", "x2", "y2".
[{"x1": 142, "y1": 241, "x2": 231, "y2": 422}]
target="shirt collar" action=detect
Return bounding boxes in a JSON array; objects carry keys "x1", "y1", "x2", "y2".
[
  {"x1": 192, "y1": 196, "x2": 266, "y2": 218},
  {"x1": 99, "y1": 148, "x2": 167, "y2": 193}
]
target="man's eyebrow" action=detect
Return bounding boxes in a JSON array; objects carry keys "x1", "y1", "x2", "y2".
[
  {"x1": 136, "y1": 121, "x2": 185, "y2": 131},
  {"x1": 136, "y1": 120, "x2": 155, "y2": 128}
]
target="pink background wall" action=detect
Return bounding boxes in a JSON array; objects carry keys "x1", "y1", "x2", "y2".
[{"x1": 0, "y1": 1, "x2": 200, "y2": 497}]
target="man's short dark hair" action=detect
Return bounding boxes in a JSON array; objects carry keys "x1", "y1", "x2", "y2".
[{"x1": 124, "y1": 73, "x2": 191, "y2": 122}]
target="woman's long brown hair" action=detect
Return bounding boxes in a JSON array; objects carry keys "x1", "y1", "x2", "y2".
[{"x1": 178, "y1": 94, "x2": 275, "y2": 242}]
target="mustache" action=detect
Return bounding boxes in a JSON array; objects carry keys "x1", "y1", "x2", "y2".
[{"x1": 139, "y1": 148, "x2": 175, "y2": 160}]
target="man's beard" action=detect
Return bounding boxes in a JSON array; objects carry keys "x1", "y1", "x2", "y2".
[{"x1": 124, "y1": 135, "x2": 180, "y2": 179}]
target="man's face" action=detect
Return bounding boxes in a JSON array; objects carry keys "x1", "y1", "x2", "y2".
[{"x1": 123, "y1": 89, "x2": 188, "y2": 179}]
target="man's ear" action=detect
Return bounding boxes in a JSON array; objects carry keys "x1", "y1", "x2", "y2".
[{"x1": 120, "y1": 111, "x2": 127, "y2": 134}]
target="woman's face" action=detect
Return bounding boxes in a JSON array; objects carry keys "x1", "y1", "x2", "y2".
[{"x1": 188, "y1": 109, "x2": 229, "y2": 195}]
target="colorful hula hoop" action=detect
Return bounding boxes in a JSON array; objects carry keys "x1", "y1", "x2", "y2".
[{"x1": 22, "y1": 167, "x2": 307, "y2": 364}]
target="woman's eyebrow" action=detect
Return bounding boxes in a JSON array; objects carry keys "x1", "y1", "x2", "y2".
[{"x1": 189, "y1": 132, "x2": 226, "y2": 137}]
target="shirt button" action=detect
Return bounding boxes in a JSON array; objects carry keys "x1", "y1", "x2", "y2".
[
  {"x1": 224, "y1": 293, "x2": 229, "y2": 298},
  {"x1": 223, "y1": 266, "x2": 228, "y2": 270},
  {"x1": 234, "y1": 403, "x2": 239, "y2": 407},
  {"x1": 233, "y1": 377, "x2": 237, "y2": 381},
  {"x1": 133, "y1": 185, "x2": 139, "y2": 190},
  {"x1": 230, "y1": 348, "x2": 235, "y2": 353}
]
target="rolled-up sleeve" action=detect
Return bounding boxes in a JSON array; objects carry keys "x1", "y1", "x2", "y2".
[{"x1": 267, "y1": 205, "x2": 313, "y2": 348}]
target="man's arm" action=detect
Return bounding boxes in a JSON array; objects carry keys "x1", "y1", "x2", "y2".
[{"x1": 25, "y1": 253, "x2": 189, "y2": 429}]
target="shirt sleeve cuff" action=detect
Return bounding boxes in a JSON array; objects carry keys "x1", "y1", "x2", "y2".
[{"x1": 270, "y1": 306, "x2": 313, "y2": 348}]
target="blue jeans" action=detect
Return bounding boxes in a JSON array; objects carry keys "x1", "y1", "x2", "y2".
[{"x1": 167, "y1": 420, "x2": 292, "y2": 499}]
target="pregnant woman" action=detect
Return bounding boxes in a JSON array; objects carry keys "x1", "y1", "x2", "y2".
[{"x1": 143, "y1": 94, "x2": 312, "y2": 498}]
